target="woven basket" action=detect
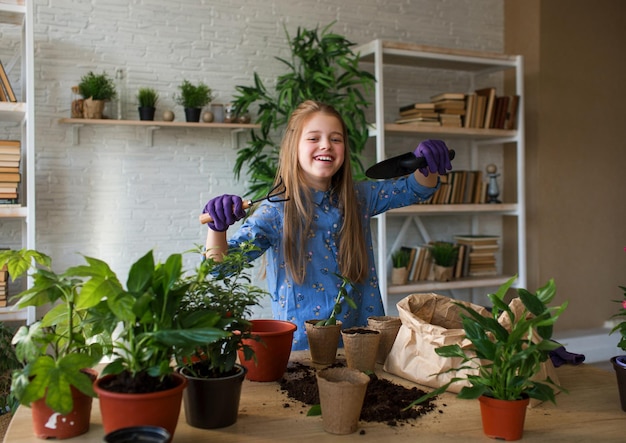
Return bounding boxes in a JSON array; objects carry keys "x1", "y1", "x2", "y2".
[{"x1": 0, "y1": 413, "x2": 12, "y2": 442}]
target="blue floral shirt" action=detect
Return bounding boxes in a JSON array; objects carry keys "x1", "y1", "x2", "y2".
[{"x1": 228, "y1": 174, "x2": 437, "y2": 350}]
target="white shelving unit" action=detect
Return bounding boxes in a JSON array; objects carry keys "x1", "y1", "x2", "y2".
[
  {"x1": 355, "y1": 40, "x2": 525, "y2": 312},
  {"x1": 0, "y1": 0, "x2": 36, "y2": 324}
]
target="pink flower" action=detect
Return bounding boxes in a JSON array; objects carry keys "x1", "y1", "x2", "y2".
[{"x1": 622, "y1": 300, "x2": 626, "y2": 310}]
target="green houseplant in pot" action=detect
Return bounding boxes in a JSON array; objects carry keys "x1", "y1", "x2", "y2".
[
  {"x1": 173, "y1": 242, "x2": 272, "y2": 428},
  {"x1": 231, "y1": 22, "x2": 375, "y2": 200},
  {"x1": 305, "y1": 273, "x2": 358, "y2": 366},
  {"x1": 409, "y1": 275, "x2": 568, "y2": 441},
  {"x1": 86, "y1": 249, "x2": 228, "y2": 439},
  {"x1": 391, "y1": 248, "x2": 411, "y2": 285},
  {"x1": 174, "y1": 79, "x2": 213, "y2": 122},
  {"x1": 136, "y1": 87, "x2": 159, "y2": 121},
  {"x1": 608, "y1": 250, "x2": 626, "y2": 411},
  {"x1": 0, "y1": 249, "x2": 106, "y2": 439},
  {"x1": 78, "y1": 70, "x2": 117, "y2": 119},
  {"x1": 429, "y1": 241, "x2": 459, "y2": 282}
]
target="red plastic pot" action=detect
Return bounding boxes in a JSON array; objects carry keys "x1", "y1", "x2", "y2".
[
  {"x1": 479, "y1": 395, "x2": 529, "y2": 441},
  {"x1": 238, "y1": 319, "x2": 297, "y2": 382}
]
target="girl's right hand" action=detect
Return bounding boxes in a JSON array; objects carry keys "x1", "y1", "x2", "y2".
[{"x1": 202, "y1": 194, "x2": 247, "y2": 231}]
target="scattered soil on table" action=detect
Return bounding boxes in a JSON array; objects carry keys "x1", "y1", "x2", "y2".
[{"x1": 278, "y1": 361, "x2": 440, "y2": 427}]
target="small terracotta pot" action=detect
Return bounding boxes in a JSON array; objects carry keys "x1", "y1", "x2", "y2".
[
  {"x1": 479, "y1": 395, "x2": 529, "y2": 441},
  {"x1": 30, "y1": 368, "x2": 97, "y2": 440},
  {"x1": 94, "y1": 372, "x2": 187, "y2": 439},
  {"x1": 367, "y1": 316, "x2": 402, "y2": 364},
  {"x1": 341, "y1": 327, "x2": 381, "y2": 372},
  {"x1": 611, "y1": 355, "x2": 626, "y2": 411},
  {"x1": 316, "y1": 367, "x2": 370, "y2": 435},
  {"x1": 238, "y1": 319, "x2": 297, "y2": 382},
  {"x1": 305, "y1": 320, "x2": 342, "y2": 366}
]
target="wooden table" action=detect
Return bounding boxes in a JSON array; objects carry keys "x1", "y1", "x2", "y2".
[{"x1": 5, "y1": 351, "x2": 625, "y2": 442}]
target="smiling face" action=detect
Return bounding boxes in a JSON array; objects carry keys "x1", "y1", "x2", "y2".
[{"x1": 297, "y1": 112, "x2": 346, "y2": 191}]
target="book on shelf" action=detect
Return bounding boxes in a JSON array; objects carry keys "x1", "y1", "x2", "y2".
[
  {"x1": 399, "y1": 102, "x2": 436, "y2": 113},
  {"x1": 463, "y1": 93, "x2": 475, "y2": 128},
  {"x1": 395, "y1": 115, "x2": 440, "y2": 124},
  {"x1": 0, "y1": 153, "x2": 20, "y2": 162},
  {"x1": 0, "y1": 59, "x2": 17, "y2": 103},
  {"x1": 475, "y1": 87, "x2": 496, "y2": 128},
  {"x1": 439, "y1": 114, "x2": 462, "y2": 127},
  {"x1": 0, "y1": 140, "x2": 20, "y2": 149},
  {"x1": 0, "y1": 172, "x2": 20, "y2": 182},
  {"x1": 454, "y1": 234, "x2": 500, "y2": 245},
  {"x1": 430, "y1": 92, "x2": 465, "y2": 102},
  {"x1": 398, "y1": 109, "x2": 439, "y2": 118},
  {"x1": 505, "y1": 95, "x2": 520, "y2": 130}
]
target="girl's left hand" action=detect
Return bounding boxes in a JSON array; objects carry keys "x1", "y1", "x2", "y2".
[{"x1": 414, "y1": 140, "x2": 453, "y2": 176}]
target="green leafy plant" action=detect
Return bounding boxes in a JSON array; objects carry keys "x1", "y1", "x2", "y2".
[
  {"x1": 78, "y1": 71, "x2": 117, "y2": 101},
  {"x1": 315, "y1": 273, "x2": 358, "y2": 327},
  {"x1": 174, "y1": 243, "x2": 269, "y2": 377},
  {"x1": 232, "y1": 22, "x2": 375, "y2": 200},
  {"x1": 137, "y1": 87, "x2": 159, "y2": 108},
  {"x1": 175, "y1": 79, "x2": 213, "y2": 109},
  {"x1": 0, "y1": 249, "x2": 105, "y2": 415},
  {"x1": 609, "y1": 248, "x2": 626, "y2": 352},
  {"x1": 429, "y1": 241, "x2": 459, "y2": 267},
  {"x1": 0, "y1": 322, "x2": 20, "y2": 415},
  {"x1": 409, "y1": 276, "x2": 568, "y2": 408},
  {"x1": 392, "y1": 249, "x2": 411, "y2": 269}
]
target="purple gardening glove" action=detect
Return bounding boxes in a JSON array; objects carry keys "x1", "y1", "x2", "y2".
[
  {"x1": 202, "y1": 194, "x2": 247, "y2": 232},
  {"x1": 413, "y1": 139, "x2": 453, "y2": 177}
]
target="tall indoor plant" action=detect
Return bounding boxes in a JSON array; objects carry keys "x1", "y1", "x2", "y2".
[
  {"x1": 231, "y1": 22, "x2": 375, "y2": 200},
  {"x1": 410, "y1": 276, "x2": 568, "y2": 441},
  {"x1": 0, "y1": 249, "x2": 106, "y2": 439},
  {"x1": 174, "y1": 242, "x2": 269, "y2": 428},
  {"x1": 87, "y1": 249, "x2": 228, "y2": 438}
]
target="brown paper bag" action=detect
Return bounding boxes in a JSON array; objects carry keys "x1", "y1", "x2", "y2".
[{"x1": 383, "y1": 293, "x2": 559, "y2": 406}]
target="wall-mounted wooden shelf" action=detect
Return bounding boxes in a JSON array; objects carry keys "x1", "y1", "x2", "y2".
[{"x1": 58, "y1": 118, "x2": 260, "y2": 147}]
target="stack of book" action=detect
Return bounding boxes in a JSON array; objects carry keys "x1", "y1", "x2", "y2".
[
  {"x1": 0, "y1": 262, "x2": 7, "y2": 307},
  {"x1": 0, "y1": 140, "x2": 21, "y2": 204},
  {"x1": 395, "y1": 102, "x2": 440, "y2": 126},
  {"x1": 431, "y1": 92, "x2": 465, "y2": 127},
  {"x1": 454, "y1": 235, "x2": 500, "y2": 277},
  {"x1": 464, "y1": 88, "x2": 519, "y2": 130}
]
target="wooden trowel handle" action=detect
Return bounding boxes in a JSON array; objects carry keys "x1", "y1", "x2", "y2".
[{"x1": 199, "y1": 200, "x2": 252, "y2": 224}]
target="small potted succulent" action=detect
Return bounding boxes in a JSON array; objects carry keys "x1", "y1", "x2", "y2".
[
  {"x1": 0, "y1": 249, "x2": 105, "y2": 439},
  {"x1": 78, "y1": 70, "x2": 117, "y2": 119},
  {"x1": 429, "y1": 241, "x2": 459, "y2": 281},
  {"x1": 173, "y1": 242, "x2": 270, "y2": 428},
  {"x1": 174, "y1": 79, "x2": 213, "y2": 122},
  {"x1": 409, "y1": 275, "x2": 568, "y2": 441},
  {"x1": 136, "y1": 87, "x2": 159, "y2": 121}
]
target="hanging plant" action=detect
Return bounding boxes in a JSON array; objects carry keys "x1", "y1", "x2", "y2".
[{"x1": 232, "y1": 22, "x2": 375, "y2": 200}]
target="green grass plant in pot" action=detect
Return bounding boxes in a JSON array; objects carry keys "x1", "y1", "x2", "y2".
[
  {"x1": 0, "y1": 249, "x2": 107, "y2": 439},
  {"x1": 136, "y1": 87, "x2": 159, "y2": 121},
  {"x1": 174, "y1": 79, "x2": 213, "y2": 122},
  {"x1": 391, "y1": 248, "x2": 411, "y2": 285},
  {"x1": 173, "y1": 242, "x2": 269, "y2": 428},
  {"x1": 78, "y1": 70, "x2": 117, "y2": 119},
  {"x1": 85, "y1": 249, "x2": 229, "y2": 438},
  {"x1": 231, "y1": 22, "x2": 375, "y2": 200},
  {"x1": 429, "y1": 241, "x2": 459, "y2": 281},
  {"x1": 409, "y1": 275, "x2": 568, "y2": 441}
]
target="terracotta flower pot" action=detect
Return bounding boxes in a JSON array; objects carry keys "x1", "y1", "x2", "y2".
[
  {"x1": 305, "y1": 320, "x2": 342, "y2": 366},
  {"x1": 316, "y1": 367, "x2": 370, "y2": 435},
  {"x1": 367, "y1": 316, "x2": 402, "y2": 364},
  {"x1": 238, "y1": 319, "x2": 297, "y2": 382},
  {"x1": 341, "y1": 327, "x2": 381, "y2": 372},
  {"x1": 94, "y1": 372, "x2": 187, "y2": 439},
  {"x1": 611, "y1": 355, "x2": 626, "y2": 411},
  {"x1": 179, "y1": 364, "x2": 247, "y2": 429},
  {"x1": 30, "y1": 368, "x2": 97, "y2": 440},
  {"x1": 479, "y1": 395, "x2": 529, "y2": 441}
]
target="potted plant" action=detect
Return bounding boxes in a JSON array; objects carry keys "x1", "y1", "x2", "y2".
[
  {"x1": 609, "y1": 253, "x2": 626, "y2": 411},
  {"x1": 231, "y1": 22, "x2": 375, "y2": 200},
  {"x1": 174, "y1": 79, "x2": 213, "y2": 122},
  {"x1": 0, "y1": 321, "x2": 19, "y2": 436},
  {"x1": 136, "y1": 87, "x2": 159, "y2": 121},
  {"x1": 305, "y1": 273, "x2": 357, "y2": 366},
  {"x1": 86, "y1": 248, "x2": 228, "y2": 439},
  {"x1": 173, "y1": 242, "x2": 271, "y2": 428},
  {"x1": 409, "y1": 275, "x2": 568, "y2": 441},
  {"x1": 429, "y1": 241, "x2": 459, "y2": 281},
  {"x1": 0, "y1": 249, "x2": 105, "y2": 439},
  {"x1": 391, "y1": 248, "x2": 411, "y2": 285},
  {"x1": 78, "y1": 70, "x2": 117, "y2": 119}
]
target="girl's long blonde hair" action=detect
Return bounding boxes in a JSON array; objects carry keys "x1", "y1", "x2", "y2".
[{"x1": 275, "y1": 100, "x2": 368, "y2": 284}]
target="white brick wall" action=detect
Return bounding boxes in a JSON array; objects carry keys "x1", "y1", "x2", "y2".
[{"x1": 5, "y1": 0, "x2": 503, "y2": 316}]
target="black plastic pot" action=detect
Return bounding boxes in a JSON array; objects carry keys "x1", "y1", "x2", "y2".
[
  {"x1": 138, "y1": 106, "x2": 156, "y2": 121},
  {"x1": 611, "y1": 355, "x2": 626, "y2": 411},
  {"x1": 184, "y1": 107, "x2": 202, "y2": 122},
  {"x1": 103, "y1": 425, "x2": 170, "y2": 442},
  {"x1": 179, "y1": 364, "x2": 247, "y2": 429}
]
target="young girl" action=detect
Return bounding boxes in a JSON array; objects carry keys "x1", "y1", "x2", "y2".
[{"x1": 203, "y1": 100, "x2": 452, "y2": 350}]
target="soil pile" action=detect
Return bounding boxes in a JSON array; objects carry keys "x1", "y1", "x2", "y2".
[{"x1": 278, "y1": 361, "x2": 440, "y2": 426}]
